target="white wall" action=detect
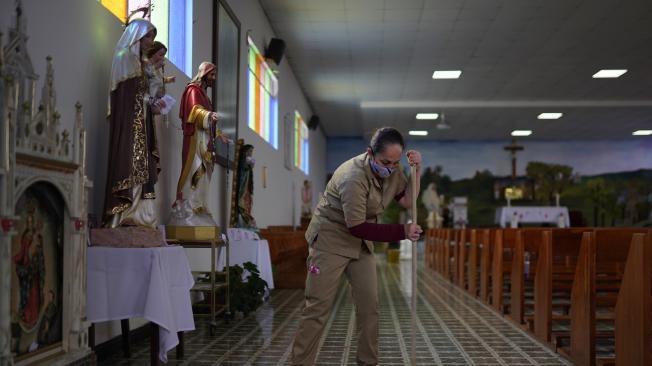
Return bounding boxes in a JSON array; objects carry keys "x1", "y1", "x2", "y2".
[
  {"x1": 1, "y1": 0, "x2": 326, "y2": 346},
  {"x1": 221, "y1": 0, "x2": 327, "y2": 226}
]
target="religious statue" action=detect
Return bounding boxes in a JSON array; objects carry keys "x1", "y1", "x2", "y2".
[
  {"x1": 421, "y1": 183, "x2": 442, "y2": 229},
  {"x1": 301, "y1": 180, "x2": 312, "y2": 219},
  {"x1": 231, "y1": 143, "x2": 257, "y2": 228},
  {"x1": 144, "y1": 41, "x2": 176, "y2": 117},
  {"x1": 169, "y1": 62, "x2": 228, "y2": 228},
  {"x1": 103, "y1": 19, "x2": 165, "y2": 228}
]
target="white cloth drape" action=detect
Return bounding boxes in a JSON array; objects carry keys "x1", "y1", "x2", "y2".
[{"x1": 87, "y1": 246, "x2": 195, "y2": 363}]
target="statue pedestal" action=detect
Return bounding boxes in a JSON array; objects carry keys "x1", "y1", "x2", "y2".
[
  {"x1": 165, "y1": 225, "x2": 221, "y2": 241},
  {"x1": 90, "y1": 226, "x2": 165, "y2": 247}
]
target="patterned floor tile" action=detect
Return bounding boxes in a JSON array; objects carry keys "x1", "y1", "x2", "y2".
[{"x1": 99, "y1": 252, "x2": 572, "y2": 365}]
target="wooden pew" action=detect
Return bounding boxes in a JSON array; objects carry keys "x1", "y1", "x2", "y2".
[
  {"x1": 508, "y1": 229, "x2": 525, "y2": 325},
  {"x1": 614, "y1": 233, "x2": 651, "y2": 366},
  {"x1": 431, "y1": 226, "x2": 652, "y2": 366},
  {"x1": 425, "y1": 228, "x2": 436, "y2": 270},
  {"x1": 467, "y1": 229, "x2": 479, "y2": 297},
  {"x1": 521, "y1": 228, "x2": 586, "y2": 343},
  {"x1": 434, "y1": 229, "x2": 443, "y2": 273},
  {"x1": 441, "y1": 229, "x2": 450, "y2": 277},
  {"x1": 443, "y1": 229, "x2": 453, "y2": 281},
  {"x1": 266, "y1": 225, "x2": 297, "y2": 232},
  {"x1": 456, "y1": 229, "x2": 468, "y2": 289},
  {"x1": 491, "y1": 228, "x2": 521, "y2": 314},
  {"x1": 563, "y1": 228, "x2": 651, "y2": 366},
  {"x1": 259, "y1": 228, "x2": 309, "y2": 289},
  {"x1": 479, "y1": 229, "x2": 493, "y2": 304}
]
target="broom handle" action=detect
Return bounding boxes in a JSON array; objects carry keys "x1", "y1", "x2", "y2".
[{"x1": 411, "y1": 163, "x2": 418, "y2": 365}]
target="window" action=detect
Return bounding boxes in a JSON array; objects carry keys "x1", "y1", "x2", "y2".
[
  {"x1": 98, "y1": 0, "x2": 193, "y2": 77},
  {"x1": 294, "y1": 111, "x2": 309, "y2": 174},
  {"x1": 247, "y1": 36, "x2": 278, "y2": 149}
]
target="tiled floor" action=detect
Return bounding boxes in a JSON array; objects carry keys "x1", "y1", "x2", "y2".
[{"x1": 100, "y1": 257, "x2": 571, "y2": 365}]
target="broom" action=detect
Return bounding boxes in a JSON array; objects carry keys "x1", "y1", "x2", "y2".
[{"x1": 410, "y1": 162, "x2": 418, "y2": 365}]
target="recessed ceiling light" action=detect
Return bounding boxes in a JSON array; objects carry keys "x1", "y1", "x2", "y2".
[
  {"x1": 409, "y1": 130, "x2": 429, "y2": 136},
  {"x1": 538, "y1": 112, "x2": 563, "y2": 119},
  {"x1": 432, "y1": 70, "x2": 462, "y2": 79},
  {"x1": 416, "y1": 113, "x2": 439, "y2": 120},
  {"x1": 592, "y1": 69, "x2": 628, "y2": 78},
  {"x1": 511, "y1": 130, "x2": 532, "y2": 137},
  {"x1": 633, "y1": 130, "x2": 652, "y2": 136}
]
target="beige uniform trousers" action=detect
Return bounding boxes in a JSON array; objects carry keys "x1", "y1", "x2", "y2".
[{"x1": 291, "y1": 244, "x2": 378, "y2": 366}]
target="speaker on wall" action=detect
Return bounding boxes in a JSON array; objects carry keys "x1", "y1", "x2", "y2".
[
  {"x1": 308, "y1": 115, "x2": 320, "y2": 130},
  {"x1": 265, "y1": 38, "x2": 286, "y2": 65}
]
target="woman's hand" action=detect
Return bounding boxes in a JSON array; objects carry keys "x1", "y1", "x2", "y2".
[
  {"x1": 404, "y1": 223, "x2": 423, "y2": 241},
  {"x1": 406, "y1": 150, "x2": 422, "y2": 168}
]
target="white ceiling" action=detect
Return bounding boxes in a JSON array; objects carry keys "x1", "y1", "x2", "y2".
[{"x1": 260, "y1": 0, "x2": 652, "y2": 139}]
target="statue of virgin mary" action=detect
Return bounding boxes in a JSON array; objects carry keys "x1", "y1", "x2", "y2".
[{"x1": 103, "y1": 19, "x2": 163, "y2": 228}]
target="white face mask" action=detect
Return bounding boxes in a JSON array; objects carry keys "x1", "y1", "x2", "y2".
[
  {"x1": 370, "y1": 156, "x2": 395, "y2": 178},
  {"x1": 246, "y1": 156, "x2": 255, "y2": 167}
]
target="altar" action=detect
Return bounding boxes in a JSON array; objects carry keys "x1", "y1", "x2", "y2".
[
  {"x1": 0, "y1": 5, "x2": 93, "y2": 365},
  {"x1": 495, "y1": 206, "x2": 570, "y2": 228}
]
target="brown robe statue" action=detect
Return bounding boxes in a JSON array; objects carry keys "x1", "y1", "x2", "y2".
[{"x1": 103, "y1": 19, "x2": 161, "y2": 228}]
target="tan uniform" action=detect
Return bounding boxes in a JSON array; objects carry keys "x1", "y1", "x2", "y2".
[{"x1": 291, "y1": 153, "x2": 407, "y2": 366}]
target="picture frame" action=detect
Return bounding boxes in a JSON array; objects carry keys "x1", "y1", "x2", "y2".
[{"x1": 212, "y1": 0, "x2": 241, "y2": 169}]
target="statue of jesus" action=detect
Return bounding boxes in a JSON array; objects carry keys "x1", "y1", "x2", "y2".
[{"x1": 170, "y1": 62, "x2": 228, "y2": 227}]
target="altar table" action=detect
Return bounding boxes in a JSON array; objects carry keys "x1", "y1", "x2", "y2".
[{"x1": 495, "y1": 206, "x2": 570, "y2": 228}]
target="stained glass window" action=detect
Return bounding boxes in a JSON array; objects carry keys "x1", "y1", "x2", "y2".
[
  {"x1": 294, "y1": 111, "x2": 309, "y2": 174},
  {"x1": 100, "y1": 0, "x2": 127, "y2": 21},
  {"x1": 97, "y1": 0, "x2": 192, "y2": 77},
  {"x1": 247, "y1": 36, "x2": 278, "y2": 149}
]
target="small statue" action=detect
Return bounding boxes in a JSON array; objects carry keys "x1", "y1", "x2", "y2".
[
  {"x1": 144, "y1": 41, "x2": 176, "y2": 117},
  {"x1": 234, "y1": 144, "x2": 257, "y2": 228},
  {"x1": 421, "y1": 183, "x2": 442, "y2": 229},
  {"x1": 301, "y1": 180, "x2": 312, "y2": 219}
]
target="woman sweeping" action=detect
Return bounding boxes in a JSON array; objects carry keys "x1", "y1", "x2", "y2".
[{"x1": 291, "y1": 127, "x2": 423, "y2": 366}]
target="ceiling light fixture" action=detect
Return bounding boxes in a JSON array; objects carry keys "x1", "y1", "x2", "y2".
[
  {"x1": 409, "y1": 130, "x2": 429, "y2": 136},
  {"x1": 432, "y1": 70, "x2": 462, "y2": 79},
  {"x1": 537, "y1": 112, "x2": 563, "y2": 119},
  {"x1": 592, "y1": 69, "x2": 628, "y2": 78},
  {"x1": 416, "y1": 113, "x2": 439, "y2": 120},
  {"x1": 632, "y1": 130, "x2": 652, "y2": 136},
  {"x1": 511, "y1": 130, "x2": 532, "y2": 137}
]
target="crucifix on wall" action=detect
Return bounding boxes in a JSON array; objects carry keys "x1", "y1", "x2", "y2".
[{"x1": 503, "y1": 139, "x2": 524, "y2": 180}]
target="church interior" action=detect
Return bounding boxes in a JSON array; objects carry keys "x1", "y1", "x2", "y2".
[{"x1": 1, "y1": 0, "x2": 651, "y2": 365}]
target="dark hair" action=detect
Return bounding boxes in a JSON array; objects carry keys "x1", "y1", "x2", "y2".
[
  {"x1": 146, "y1": 41, "x2": 167, "y2": 58},
  {"x1": 369, "y1": 127, "x2": 405, "y2": 154}
]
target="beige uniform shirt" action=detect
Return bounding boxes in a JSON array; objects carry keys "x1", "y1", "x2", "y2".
[{"x1": 305, "y1": 153, "x2": 408, "y2": 258}]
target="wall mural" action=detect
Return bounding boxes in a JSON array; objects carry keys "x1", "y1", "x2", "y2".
[
  {"x1": 11, "y1": 184, "x2": 64, "y2": 356},
  {"x1": 382, "y1": 163, "x2": 652, "y2": 229},
  {"x1": 328, "y1": 137, "x2": 652, "y2": 228}
]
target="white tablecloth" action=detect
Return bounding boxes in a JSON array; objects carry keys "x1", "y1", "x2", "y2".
[
  {"x1": 227, "y1": 227, "x2": 260, "y2": 241},
  {"x1": 87, "y1": 246, "x2": 195, "y2": 363},
  {"x1": 495, "y1": 206, "x2": 570, "y2": 228},
  {"x1": 218, "y1": 239, "x2": 274, "y2": 290},
  {"x1": 183, "y1": 229, "x2": 274, "y2": 289}
]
